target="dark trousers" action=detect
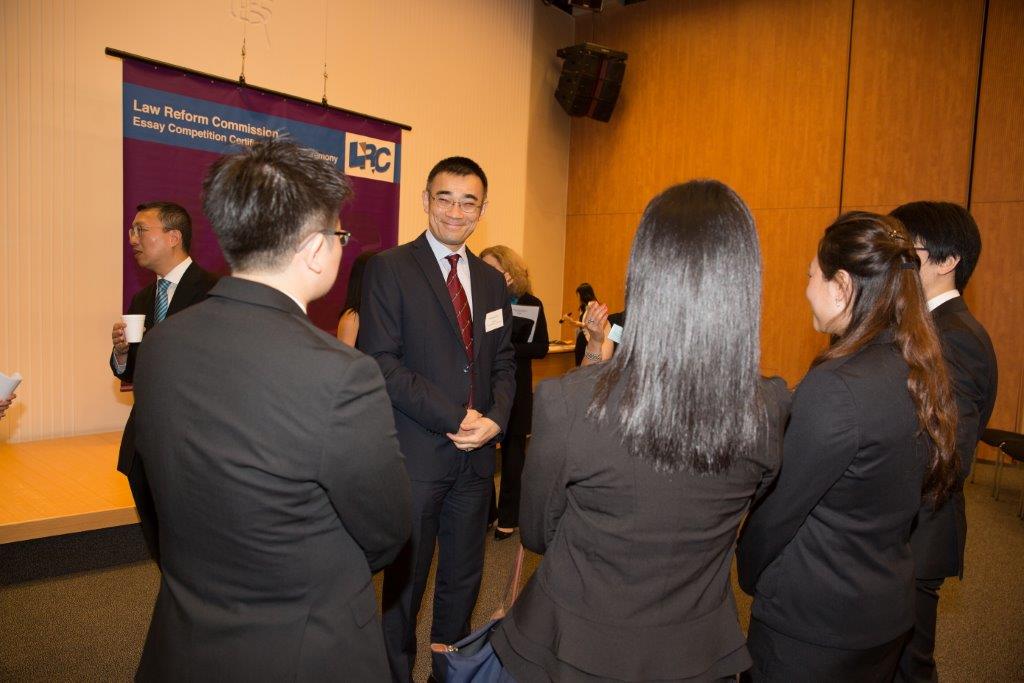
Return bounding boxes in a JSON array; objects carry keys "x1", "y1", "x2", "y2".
[
  {"x1": 381, "y1": 455, "x2": 491, "y2": 682},
  {"x1": 127, "y1": 458, "x2": 160, "y2": 566},
  {"x1": 895, "y1": 578, "x2": 943, "y2": 683},
  {"x1": 746, "y1": 618, "x2": 909, "y2": 683},
  {"x1": 496, "y1": 434, "x2": 528, "y2": 528}
]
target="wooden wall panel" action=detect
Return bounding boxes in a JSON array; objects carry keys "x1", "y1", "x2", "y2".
[
  {"x1": 564, "y1": 0, "x2": 853, "y2": 383},
  {"x1": 568, "y1": 0, "x2": 851, "y2": 216},
  {"x1": 757, "y1": 208, "x2": 836, "y2": 383},
  {"x1": 842, "y1": 0, "x2": 984, "y2": 207},
  {"x1": 560, "y1": 212, "x2": 637, "y2": 341},
  {"x1": 563, "y1": 0, "x2": 1021, "y2": 408},
  {"x1": 971, "y1": 0, "x2": 1024, "y2": 203},
  {"x1": 968, "y1": 0, "x2": 1024, "y2": 437},
  {"x1": 965, "y1": 202, "x2": 1024, "y2": 433}
]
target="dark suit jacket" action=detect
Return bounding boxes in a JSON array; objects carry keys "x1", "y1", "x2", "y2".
[
  {"x1": 737, "y1": 332, "x2": 928, "y2": 649},
  {"x1": 494, "y1": 367, "x2": 790, "y2": 681},
  {"x1": 110, "y1": 260, "x2": 218, "y2": 384},
  {"x1": 507, "y1": 291, "x2": 548, "y2": 435},
  {"x1": 358, "y1": 232, "x2": 516, "y2": 480},
  {"x1": 911, "y1": 296, "x2": 997, "y2": 579},
  {"x1": 131, "y1": 277, "x2": 411, "y2": 681}
]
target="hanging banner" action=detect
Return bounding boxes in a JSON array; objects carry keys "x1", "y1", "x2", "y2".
[{"x1": 121, "y1": 57, "x2": 404, "y2": 333}]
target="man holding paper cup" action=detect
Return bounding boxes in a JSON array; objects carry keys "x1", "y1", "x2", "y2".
[{"x1": 110, "y1": 202, "x2": 218, "y2": 384}]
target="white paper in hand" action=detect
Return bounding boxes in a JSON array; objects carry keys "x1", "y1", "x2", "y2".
[{"x1": 0, "y1": 371, "x2": 22, "y2": 400}]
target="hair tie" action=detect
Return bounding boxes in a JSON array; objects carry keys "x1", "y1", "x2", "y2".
[{"x1": 900, "y1": 261, "x2": 918, "y2": 270}]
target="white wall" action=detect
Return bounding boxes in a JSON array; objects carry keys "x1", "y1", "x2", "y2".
[{"x1": 0, "y1": 0, "x2": 572, "y2": 442}]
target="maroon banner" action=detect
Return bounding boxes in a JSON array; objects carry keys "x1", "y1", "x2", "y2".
[{"x1": 122, "y1": 57, "x2": 403, "y2": 332}]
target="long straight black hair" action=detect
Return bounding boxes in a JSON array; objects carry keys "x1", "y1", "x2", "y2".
[
  {"x1": 589, "y1": 180, "x2": 764, "y2": 475},
  {"x1": 341, "y1": 250, "x2": 377, "y2": 315}
]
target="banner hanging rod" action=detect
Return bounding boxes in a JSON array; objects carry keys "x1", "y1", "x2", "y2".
[{"x1": 105, "y1": 48, "x2": 412, "y2": 132}]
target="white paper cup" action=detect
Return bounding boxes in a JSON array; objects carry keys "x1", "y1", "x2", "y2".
[{"x1": 122, "y1": 314, "x2": 147, "y2": 343}]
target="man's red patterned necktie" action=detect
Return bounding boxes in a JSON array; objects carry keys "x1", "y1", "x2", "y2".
[{"x1": 445, "y1": 254, "x2": 474, "y2": 407}]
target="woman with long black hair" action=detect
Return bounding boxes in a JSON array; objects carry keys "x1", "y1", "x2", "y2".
[
  {"x1": 737, "y1": 212, "x2": 958, "y2": 681},
  {"x1": 492, "y1": 180, "x2": 790, "y2": 681},
  {"x1": 335, "y1": 250, "x2": 376, "y2": 347}
]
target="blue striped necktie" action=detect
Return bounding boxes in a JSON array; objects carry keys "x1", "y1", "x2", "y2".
[{"x1": 154, "y1": 279, "x2": 171, "y2": 324}]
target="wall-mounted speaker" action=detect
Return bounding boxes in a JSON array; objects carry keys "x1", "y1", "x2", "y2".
[{"x1": 555, "y1": 43, "x2": 628, "y2": 123}]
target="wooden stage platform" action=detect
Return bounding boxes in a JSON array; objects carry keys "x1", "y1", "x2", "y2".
[
  {"x1": 0, "y1": 345, "x2": 577, "y2": 546},
  {"x1": 0, "y1": 431, "x2": 137, "y2": 544}
]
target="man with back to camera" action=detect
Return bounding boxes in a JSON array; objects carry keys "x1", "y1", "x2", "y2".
[
  {"x1": 130, "y1": 138, "x2": 412, "y2": 680},
  {"x1": 111, "y1": 201, "x2": 218, "y2": 563},
  {"x1": 358, "y1": 156, "x2": 516, "y2": 681},
  {"x1": 891, "y1": 201, "x2": 998, "y2": 682}
]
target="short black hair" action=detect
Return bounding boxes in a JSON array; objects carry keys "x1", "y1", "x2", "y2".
[
  {"x1": 890, "y1": 201, "x2": 982, "y2": 291},
  {"x1": 136, "y1": 201, "x2": 193, "y2": 253},
  {"x1": 426, "y1": 156, "x2": 488, "y2": 196},
  {"x1": 202, "y1": 137, "x2": 352, "y2": 271}
]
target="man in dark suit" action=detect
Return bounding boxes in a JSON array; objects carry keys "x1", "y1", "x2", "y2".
[
  {"x1": 891, "y1": 201, "x2": 998, "y2": 682},
  {"x1": 359, "y1": 156, "x2": 516, "y2": 681},
  {"x1": 112, "y1": 202, "x2": 218, "y2": 563},
  {"x1": 110, "y1": 201, "x2": 218, "y2": 384},
  {"x1": 130, "y1": 138, "x2": 411, "y2": 681}
]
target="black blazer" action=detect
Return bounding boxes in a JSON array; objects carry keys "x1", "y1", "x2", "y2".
[
  {"x1": 358, "y1": 232, "x2": 516, "y2": 480},
  {"x1": 737, "y1": 331, "x2": 928, "y2": 649},
  {"x1": 494, "y1": 367, "x2": 790, "y2": 681},
  {"x1": 910, "y1": 296, "x2": 997, "y2": 579},
  {"x1": 110, "y1": 260, "x2": 219, "y2": 383},
  {"x1": 132, "y1": 277, "x2": 411, "y2": 681},
  {"x1": 507, "y1": 291, "x2": 548, "y2": 435}
]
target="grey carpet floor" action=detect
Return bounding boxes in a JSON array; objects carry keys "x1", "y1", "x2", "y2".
[{"x1": 2, "y1": 463, "x2": 1022, "y2": 682}]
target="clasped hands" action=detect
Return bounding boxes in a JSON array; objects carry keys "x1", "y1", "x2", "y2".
[{"x1": 447, "y1": 409, "x2": 500, "y2": 453}]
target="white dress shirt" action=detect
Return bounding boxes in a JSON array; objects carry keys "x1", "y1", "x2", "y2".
[
  {"x1": 113, "y1": 257, "x2": 194, "y2": 374},
  {"x1": 424, "y1": 230, "x2": 473, "y2": 315},
  {"x1": 926, "y1": 289, "x2": 960, "y2": 312}
]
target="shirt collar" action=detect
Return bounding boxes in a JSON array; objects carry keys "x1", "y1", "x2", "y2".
[
  {"x1": 424, "y1": 229, "x2": 468, "y2": 265},
  {"x1": 160, "y1": 257, "x2": 193, "y2": 285},
  {"x1": 926, "y1": 289, "x2": 960, "y2": 312}
]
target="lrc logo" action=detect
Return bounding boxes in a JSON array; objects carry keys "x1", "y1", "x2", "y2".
[
  {"x1": 349, "y1": 141, "x2": 391, "y2": 173},
  {"x1": 345, "y1": 134, "x2": 398, "y2": 183}
]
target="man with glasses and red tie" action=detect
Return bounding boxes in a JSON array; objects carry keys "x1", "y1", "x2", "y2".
[
  {"x1": 359, "y1": 157, "x2": 516, "y2": 682},
  {"x1": 110, "y1": 201, "x2": 217, "y2": 564},
  {"x1": 110, "y1": 202, "x2": 218, "y2": 384}
]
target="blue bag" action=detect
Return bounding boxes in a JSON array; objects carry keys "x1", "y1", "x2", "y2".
[{"x1": 430, "y1": 544, "x2": 525, "y2": 682}]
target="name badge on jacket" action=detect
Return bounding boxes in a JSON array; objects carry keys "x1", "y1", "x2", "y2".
[{"x1": 485, "y1": 309, "x2": 504, "y2": 332}]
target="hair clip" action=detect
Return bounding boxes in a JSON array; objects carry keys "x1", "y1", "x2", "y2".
[{"x1": 887, "y1": 228, "x2": 903, "y2": 242}]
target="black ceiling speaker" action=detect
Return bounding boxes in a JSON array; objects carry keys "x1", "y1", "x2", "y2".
[{"x1": 555, "y1": 43, "x2": 628, "y2": 123}]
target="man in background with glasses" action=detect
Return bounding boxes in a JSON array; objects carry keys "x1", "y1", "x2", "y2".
[
  {"x1": 360, "y1": 156, "x2": 516, "y2": 682},
  {"x1": 109, "y1": 201, "x2": 218, "y2": 384}
]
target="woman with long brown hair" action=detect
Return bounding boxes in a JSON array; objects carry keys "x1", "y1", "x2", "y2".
[{"x1": 737, "y1": 212, "x2": 958, "y2": 681}]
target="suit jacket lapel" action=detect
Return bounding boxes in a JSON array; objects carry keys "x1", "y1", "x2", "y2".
[
  {"x1": 411, "y1": 234, "x2": 464, "y2": 345},
  {"x1": 167, "y1": 262, "x2": 199, "y2": 316},
  {"x1": 468, "y1": 250, "x2": 487, "y2": 361},
  {"x1": 142, "y1": 283, "x2": 157, "y2": 331}
]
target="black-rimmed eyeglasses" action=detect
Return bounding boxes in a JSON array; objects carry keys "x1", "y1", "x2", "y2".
[
  {"x1": 334, "y1": 230, "x2": 352, "y2": 246},
  {"x1": 430, "y1": 194, "x2": 482, "y2": 215}
]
